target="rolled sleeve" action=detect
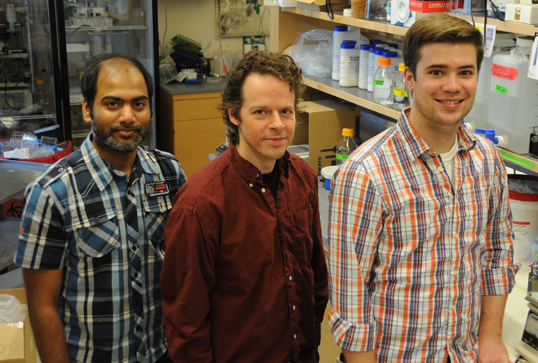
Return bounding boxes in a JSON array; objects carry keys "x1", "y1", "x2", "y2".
[
  {"x1": 327, "y1": 162, "x2": 384, "y2": 352},
  {"x1": 481, "y1": 155, "x2": 521, "y2": 296}
]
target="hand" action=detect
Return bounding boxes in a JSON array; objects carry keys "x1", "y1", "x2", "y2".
[{"x1": 477, "y1": 336, "x2": 510, "y2": 363}]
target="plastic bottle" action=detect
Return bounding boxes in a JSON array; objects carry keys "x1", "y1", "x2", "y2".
[
  {"x1": 34, "y1": 79, "x2": 45, "y2": 107},
  {"x1": 386, "y1": 0, "x2": 391, "y2": 21},
  {"x1": 367, "y1": 46, "x2": 377, "y2": 92},
  {"x1": 336, "y1": 128, "x2": 358, "y2": 165},
  {"x1": 487, "y1": 36, "x2": 538, "y2": 154},
  {"x1": 359, "y1": 44, "x2": 371, "y2": 89},
  {"x1": 373, "y1": 57, "x2": 393, "y2": 106},
  {"x1": 393, "y1": 63, "x2": 407, "y2": 110},
  {"x1": 332, "y1": 26, "x2": 349, "y2": 81},
  {"x1": 339, "y1": 41, "x2": 360, "y2": 87}
]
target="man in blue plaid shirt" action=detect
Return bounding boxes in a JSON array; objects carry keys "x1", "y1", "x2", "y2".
[{"x1": 15, "y1": 53, "x2": 186, "y2": 363}]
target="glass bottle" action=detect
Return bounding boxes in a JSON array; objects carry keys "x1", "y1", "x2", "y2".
[
  {"x1": 336, "y1": 128, "x2": 359, "y2": 165},
  {"x1": 373, "y1": 57, "x2": 393, "y2": 106},
  {"x1": 393, "y1": 63, "x2": 408, "y2": 110}
]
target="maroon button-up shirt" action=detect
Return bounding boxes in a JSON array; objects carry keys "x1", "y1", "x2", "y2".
[{"x1": 162, "y1": 143, "x2": 328, "y2": 363}]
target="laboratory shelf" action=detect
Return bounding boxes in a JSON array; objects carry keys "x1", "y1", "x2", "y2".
[{"x1": 303, "y1": 75, "x2": 403, "y2": 120}]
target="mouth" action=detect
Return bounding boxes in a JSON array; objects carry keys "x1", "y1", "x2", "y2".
[
  {"x1": 265, "y1": 137, "x2": 287, "y2": 146},
  {"x1": 436, "y1": 99, "x2": 463, "y2": 105},
  {"x1": 114, "y1": 127, "x2": 142, "y2": 138}
]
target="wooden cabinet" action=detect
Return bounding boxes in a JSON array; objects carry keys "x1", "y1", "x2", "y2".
[
  {"x1": 269, "y1": 7, "x2": 538, "y2": 174},
  {"x1": 160, "y1": 90, "x2": 226, "y2": 178}
]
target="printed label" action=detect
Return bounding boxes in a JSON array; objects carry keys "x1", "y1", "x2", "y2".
[
  {"x1": 373, "y1": 80, "x2": 384, "y2": 86},
  {"x1": 394, "y1": 88, "x2": 408, "y2": 97},
  {"x1": 335, "y1": 154, "x2": 349, "y2": 160},
  {"x1": 494, "y1": 85, "x2": 508, "y2": 94},
  {"x1": 491, "y1": 63, "x2": 518, "y2": 80}
]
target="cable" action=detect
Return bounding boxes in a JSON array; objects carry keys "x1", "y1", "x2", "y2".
[
  {"x1": 0, "y1": 63, "x2": 19, "y2": 111},
  {"x1": 65, "y1": 24, "x2": 90, "y2": 37}
]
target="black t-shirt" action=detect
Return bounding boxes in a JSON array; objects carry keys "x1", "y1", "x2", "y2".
[{"x1": 262, "y1": 163, "x2": 279, "y2": 200}]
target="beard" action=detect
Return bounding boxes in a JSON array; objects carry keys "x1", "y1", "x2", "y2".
[{"x1": 91, "y1": 118, "x2": 151, "y2": 154}]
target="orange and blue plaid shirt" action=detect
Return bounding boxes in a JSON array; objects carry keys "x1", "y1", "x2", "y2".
[{"x1": 327, "y1": 109, "x2": 520, "y2": 362}]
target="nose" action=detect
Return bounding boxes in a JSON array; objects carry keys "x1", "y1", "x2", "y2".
[
  {"x1": 442, "y1": 73, "x2": 462, "y2": 93},
  {"x1": 268, "y1": 111, "x2": 285, "y2": 130},
  {"x1": 119, "y1": 105, "x2": 136, "y2": 123}
]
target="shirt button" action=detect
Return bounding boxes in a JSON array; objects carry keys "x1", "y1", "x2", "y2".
[
  {"x1": 249, "y1": 183, "x2": 253, "y2": 188},
  {"x1": 293, "y1": 334, "x2": 297, "y2": 339},
  {"x1": 437, "y1": 166, "x2": 444, "y2": 172},
  {"x1": 261, "y1": 188, "x2": 266, "y2": 193},
  {"x1": 293, "y1": 305, "x2": 296, "y2": 310},
  {"x1": 289, "y1": 275, "x2": 293, "y2": 281}
]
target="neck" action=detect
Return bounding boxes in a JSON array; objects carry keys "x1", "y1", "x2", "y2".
[
  {"x1": 407, "y1": 112, "x2": 459, "y2": 154},
  {"x1": 92, "y1": 140, "x2": 137, "y2": 178}
]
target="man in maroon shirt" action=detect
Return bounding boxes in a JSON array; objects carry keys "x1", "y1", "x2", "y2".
[{"x1": 161, "y1": 50, "x2": 328, "y2": 363}]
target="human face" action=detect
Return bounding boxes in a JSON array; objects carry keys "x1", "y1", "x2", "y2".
[
  {"x1": 405, "y1": 43, "x2": 478, "y2": 136},
  {"x1": 229, "y1": 73, "x2": 296, "y2": 173},
  {"x1": 83, "y1": 64, "x2": 151, "y2": 156}
]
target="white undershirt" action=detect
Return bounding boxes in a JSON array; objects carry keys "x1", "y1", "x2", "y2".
[{"x1": 438, "y1": 138, "x2": 459, "y2": 185}]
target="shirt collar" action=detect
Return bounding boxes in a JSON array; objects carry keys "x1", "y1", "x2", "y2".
[
  {"x1": 395, "y1": 108, "x2": 476, "y2": 161},
  {"x1": 80, "y1": 133, "x2": 160, "y2": 191},
  {"x1": 229, "y1": 142, "x2": 290, "y2": 185}
]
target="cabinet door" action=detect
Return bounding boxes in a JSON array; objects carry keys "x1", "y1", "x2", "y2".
[{"x1": 173, "y1": 118, "x2": 226, "y2": 178}]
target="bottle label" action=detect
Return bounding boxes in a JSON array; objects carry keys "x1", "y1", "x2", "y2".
[
  {"x1": 491, "y1": 63, "x2": 518, "y2": 80},
  {"x1": 373, "y1": 80, "x2": 384, "y2": 86},
  {"x1": 335, "y1": 154, "x2": 349, "y2": 160},
  {"x1": 494, "y1": 84, "x2": 508, "y2": 94},
  {"x1": 394, "y1": 87, "x2": 408, "y2": 97}
]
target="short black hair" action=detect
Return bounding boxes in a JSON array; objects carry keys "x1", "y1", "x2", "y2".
[{"x1": 81, "y1": 53, "x2": 154, "y2": 116}]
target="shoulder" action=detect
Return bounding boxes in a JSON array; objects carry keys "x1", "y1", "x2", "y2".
[
  {"x1": 34, "y1": 149, "x2": 84, "y2": 189},
  {"x1": 140, "y1": 146, "x2": 185, "y2": 176},
  {"x1": 288, "y1": 152, "x2": 317, "y2": 184}
]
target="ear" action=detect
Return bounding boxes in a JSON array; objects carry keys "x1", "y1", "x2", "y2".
[
  {"x1": 228, "y1": 108, "x2": 240, "y2": 126},
  {"x1": 82, "y1": 99, "x2": 92, "y2": 124},
  {"x1": 404, "y1": 67, "x2": 415, "y2": 92}
]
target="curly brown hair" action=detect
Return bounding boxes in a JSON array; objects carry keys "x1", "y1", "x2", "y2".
[
  {"x1": 218, "y1": 50, "x2": 305, "y2": 145},
  {"x1": 403, "y1": 13, "x2": 484, "y2": 80}
]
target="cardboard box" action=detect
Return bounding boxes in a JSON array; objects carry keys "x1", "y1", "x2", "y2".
[
  {"x1": 505, "y1": 4, "x2": 538, "y2": 24},
  {"x1": 0, "y1": 289, "x2": 38, "y2": 363},
  {"x1": 292, "y1": 100, "x2": 356, "y2": 175},
  {"x1": 409, "y1": 0, "x2": 447, "y2": 12},
  {"x1": 296, "y1": 0, "x2": 349, "y2": 12}
]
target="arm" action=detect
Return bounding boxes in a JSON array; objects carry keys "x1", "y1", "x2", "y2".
[
  {"x1": 327, "y1": 164, "x2": 384, "y2": 356},
  {"x1": 343, "y1": 349, "x2": 376, "y2": 363},
  {"x1": 161, "y1": 204, "x2": 218, "y2": 363},
  {"x1": 477, "y1": 295, "x2": 509, "y2": 363},
  {"x1": 310, "y1": 174, "x2": 329, "y2": 346},
  {"x1": 23, "y1": 268, "x2": 69, "y2": 363}
]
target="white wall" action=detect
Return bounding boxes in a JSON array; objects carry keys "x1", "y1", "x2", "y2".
[{"x1": 157, "y1": 0, "x2": 270, "y2": 60}]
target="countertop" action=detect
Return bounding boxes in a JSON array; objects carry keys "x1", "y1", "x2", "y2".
[
  {"x1": 318, "y1": 181, "x2": 529, "y2": 362},
  {"x1": 160, "y1": 77, "x2": 227, "y2": 95}
]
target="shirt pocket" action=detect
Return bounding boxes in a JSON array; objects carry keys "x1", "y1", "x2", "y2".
[
  {"x1": 76, "y1": 218, "x2": 120, "y2": 258},
  {"x1": 143, "y1": 195, "x2": 173, "y2": 257}
]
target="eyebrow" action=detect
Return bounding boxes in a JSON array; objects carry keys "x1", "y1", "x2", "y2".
[
  {"x1": 101, "y1": 95, "x2": 149, "y2": 103},
  {"x1": 426, "y1": 64, "x2": 476, "y2": 70}
]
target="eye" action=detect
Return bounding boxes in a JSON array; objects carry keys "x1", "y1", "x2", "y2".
[
  {"x1": 430, "y1": 70, "x2": 443, "y2": 76},
  {"x1": 134, "y1": 101, "x2": 146, "y2": 108},
  {"x1": 461, "y1": 70, "x2": 474, "y2": 76},
  {"x1": 281, "y1": 109, "x2": 294, "y2": 116},
  {"x1": 254, "y1": 109, "x2": 265, "y2": 115},
  {"x1": 107, "y1": 101, "x2": 118, "y2": 107}
]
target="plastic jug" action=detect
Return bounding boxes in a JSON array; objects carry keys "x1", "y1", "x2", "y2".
[{"x1": 486, "y1": 37, "x2": 538, "y2": 154}]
